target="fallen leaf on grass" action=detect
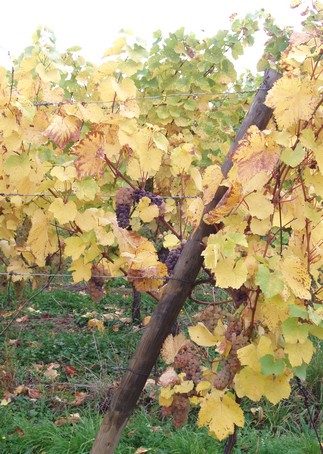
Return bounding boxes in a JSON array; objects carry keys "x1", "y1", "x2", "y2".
[
  {"x1": 88, "y1": 318, "x2": 105, "y2": 331},
  {"x1": 134, "y1": 448, "x2": 151, "y2": 454},
  {"x1": 16, "y1": 316, "x2": 29, "y2": 323},
  {"x1": 8, "y1": 339, "x2": 19, "y2": 346},
  {"x1": 71, "y1": 391, "x2": 89, "y2": 406},
  {"x1": 55, "y1": 413, "x2": 81, "y2": 427},
  {"x1": 10, "y1": 427, "x2": 24, "y2": 437},
  {"x1": 28, "y1": 388, "x2": 42, "y2": 399},
  {"x1": 14, "y1": 385, "x2": 28, "y2": 396},
  {"x1": 142, "y1": 316, "x2": 151, "y2": 326},
  {"x1": 44, "y1": 363, "x2": 60, "y2": 380},
  {"x1": 63, "y1": 365, "x2": 77, "y2": 376},
  {"x1": 0, "y1": 397, "x2": 11, "y2": 406}
]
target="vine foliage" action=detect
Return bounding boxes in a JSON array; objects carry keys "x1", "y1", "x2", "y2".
[{"x1": 0, "y1": 1, "x2": 322, "y2": 442}]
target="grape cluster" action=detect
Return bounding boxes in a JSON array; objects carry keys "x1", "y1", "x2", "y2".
[
  {"x1": 194, "y1": 304, "x2": 224, "y2": 332},
  {"x1": 174, "y1": 343, "x2": 202, "y2": 384},
  {"x1": 116, "y1": 205, "x2": 131, "y2": 229},
  {"x1": 213, "y1": 364, "x2": 232, "y2": 390},
  {"x1": 132, "y1": 189, "x2": 163, "y2": 207},
  {"x1": 213, "y1": 324, "x2": 249, "y2": 390},
  {"x1": 16, "y1": 217, "x2": 32, "y2": 247},
  {"x1": 115, "y1": 188, "x2": 134, "y2": 229},
  {"x1": 87, "y1": 264, "x2": 110, "y2": 302},
  {"x1": 165, "y1": 247, "x2": 182, "y2": 275},
  {"x1": 161, "y1": 394, "x2": 190, "y2": 429}
]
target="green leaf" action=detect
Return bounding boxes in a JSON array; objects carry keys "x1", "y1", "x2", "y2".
[
  {"x1": 289, "y1": 304, "x2": 308, "y2": 319},
  {"x1": 260, "y1": 355, "x2": 285, "y2": 375},
  {"x1": 282, "y1": 318, "x2": 309, "y2": 343},
  {"x1": 281, "y1": 143, "x2": 306, "y2": 167},
  {"x1": 255, "y1": 264, "x2": 284, "y2": 298},
  {"x1": 293, "y1": 363, "x2": 307, "y2": 381}
]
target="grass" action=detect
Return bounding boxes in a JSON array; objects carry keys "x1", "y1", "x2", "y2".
[{"x1": 0, "y1": 285, "x2": 322, "y2": 453}]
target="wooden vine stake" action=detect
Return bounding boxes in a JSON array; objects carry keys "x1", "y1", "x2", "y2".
[{"x1": 91, "y1": 69, "x2": 281, "y2": 453}]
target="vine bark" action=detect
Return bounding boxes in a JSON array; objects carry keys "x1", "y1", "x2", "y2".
[{"x1": 91, "y1": 68, "x2": 281, "y2": 453}]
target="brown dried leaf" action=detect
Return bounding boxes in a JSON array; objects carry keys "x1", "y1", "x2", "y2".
[
  {"x1": 71, "y1": 392, "x2": 89, "y2": 406},
  {"x1": 161, "y1": 333, "x2": 189, "y2": 364},
  {"x1": 71, "y1": 130, "x2": 106, "y2": 179},
  {"x1": 158, "y1": 367, "x2": 181, "y2": 387},
  {"x1": 28, "y1": 388, "x2": 42, "y2": 399},
  {"x1": 55, "y1": 413, "x2": 81, "y2": 427}
]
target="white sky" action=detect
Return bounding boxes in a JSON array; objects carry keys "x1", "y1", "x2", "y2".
[{"x1": 0, "y1": 0, "x2": 309, "y2": 71}]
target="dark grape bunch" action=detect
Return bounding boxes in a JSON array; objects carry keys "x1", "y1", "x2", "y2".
[
  {"x1": 116, "y1": 187, "x2": 164, "y2": 228},
  {"x1": 132, "y1": 189, "x2": 163, "y2": 207},
  {"x1": 115, "y1": 188, "x2": 134, "y2": 229},
  {"x1": 87, "y1": 264, "x2": 110, "y2": 302},
  {"x1": 116, "y1": 205, "x2": 131, "y2": 229},
  {"x1": 165, "y1": 246, "x2": 182, "y2": 274},
  {"x1": 161, "y1": 394, "x2": 190, "y2": 429},
  {"x1": 173, "y1": 343, "x2": 202, "y2": 384}
]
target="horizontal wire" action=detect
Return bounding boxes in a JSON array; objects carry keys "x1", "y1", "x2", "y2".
[
  {"x1": 33, "y1": 88, "x2": 262, "y2": 107},
  {"x1": 0, "y1": 271, "x2": 171, "y2": 281},
  {"x1": 0, "y1": 192, "x2": 202, "y2": 199}
]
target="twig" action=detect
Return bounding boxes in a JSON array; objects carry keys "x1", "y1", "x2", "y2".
[{"x1": 295, "y1": 377, "x2": 323, "y2": 453}]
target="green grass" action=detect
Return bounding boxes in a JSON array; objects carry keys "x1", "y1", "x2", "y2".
[{"x1": 0, "y1": 287, "x2": 322, "y2": 453}]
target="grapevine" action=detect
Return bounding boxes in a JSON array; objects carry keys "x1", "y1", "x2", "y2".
[{"x1": 0, "y1": 1, "x2": 321, "y2": 449}]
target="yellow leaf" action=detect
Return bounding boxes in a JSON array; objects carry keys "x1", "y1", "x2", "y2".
[
  {"x1": 231, "y1": 126, "x2": 280, "y2": 186},
  {"x1": 64, "y1": 237, "x2": 87, "y2": 261},
  {"x1": 234, "y1": 367, "x2": 292, "y2": 404},
  {"x1": 161, "y1": 334, "x2": 189, "y2": 364},
  {"x1": 44, "y1": 113, "x2": 81, "y2": 149},
  {"x1": 103, "y1": 36, "x2": 127, "y2": 57},
  {"x1": 48, "y1": 199, "x2": 77, "y2": 224},
  {"x1": 263, "y1": 373, "x2": 292, "y2": 404},
  {"x1": 128, "y1": 262, "x2": 168, "y2": 292},
  {"x1": 163, "y1": 234, "x2": 180, "y2": 250},
  {"x1": 88, "y1": 318, "x2": 105, "y2": 332},
  {"x1": 69, "y1": 257, "x2": 92, "y2": 282},
  {"x1": 171, "y1": 143, "x2": 196, "y2": 174},
  {"x1": 27, "y1": 209, "x2": 54, "y2": 267},
  {"x1": 202, "y1": 234, "x2": 219, "y2": 272},
  {"x1": 173, "y1": 376, "x2": 194, "y2": 394},
  {"x1": 243, "y1": 192, "x2": 274, "y2": 220},
  {"x1": 280, "y1": 254, "x2": 311, "y2": 299},
  {"x1": 285, "y1": 338, "x2": 315, "y2": 367},
  {"x1": 214, "y1": 258, "x2": 248, "y2": 289},
  {"x1": 188, "y1": 323, "x2": 219, "y2": 347},
  {"x1": 257, "y1": 295, "x2": 290, "y2": 330},
  {"x1": 202, "y1": 164, "x2": 223, "y2": 205},
  {"x1": 50, "y1": 165, "x2": 77, "y2": 182},
  {"x1": 204, "y1": 182, "x2": 242, "y2": 224},
  {"x1": 198, "y1": 390, "x2": 244, "y2": 441},
  {"x1": 234, "y1": 367, "x2": 264, "y2": 401},
  {"x1": 159, "y1": 386, "x2": 174, "y2": 407},
  {"x1": 265, "y1": 76, "x2": 320, "y2": 130},
  {"x1": 135, "y1": 197, "x2": 160, "y2": 222},
  {"x1": 196, "y1": 381, "x2": 211, "y2": 394}
]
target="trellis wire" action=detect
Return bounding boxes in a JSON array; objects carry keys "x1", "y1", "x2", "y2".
[
  {"x1": 33, "y1": 88, "x2": 264, "y2": 107},
  {"x1": 0, "y1": 271, "x2": 188, "y2": 283},
  {"x1": 0, "y1": 192, "x2": 202, "y2": 199}
]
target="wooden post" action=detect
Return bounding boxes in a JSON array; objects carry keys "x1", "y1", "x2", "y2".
[{"x1": 91, "y1": 69, "x2": 281, "y2": 453}]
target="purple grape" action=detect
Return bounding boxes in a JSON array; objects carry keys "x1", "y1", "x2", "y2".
[{"x1": 116, "y1": 204, "x2": 131, "y2": 228}]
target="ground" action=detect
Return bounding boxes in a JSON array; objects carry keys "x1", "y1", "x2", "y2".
[{"x1": 0, "y1": 283, "x2": 321, "y2": 453}]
